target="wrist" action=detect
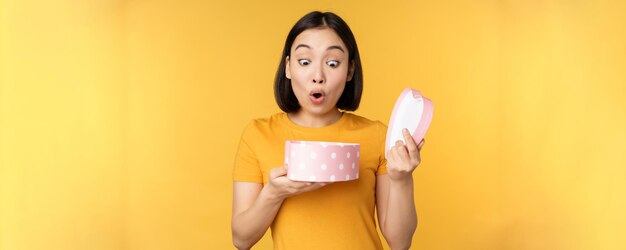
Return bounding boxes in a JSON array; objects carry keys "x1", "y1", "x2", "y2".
[
  {"x1": 261, "y1": 183, "x2": 286, "y2": 203},
  {"x1": 389, "y1": 175, "x2": 414, "y2": 187}
]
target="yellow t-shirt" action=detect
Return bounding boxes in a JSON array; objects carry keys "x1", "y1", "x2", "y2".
[{"x1": 233, "y1": 112, "x2": 388, "y2": 250}]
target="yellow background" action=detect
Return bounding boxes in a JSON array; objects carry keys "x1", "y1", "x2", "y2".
[{"x1": 1, "y1": 0, "x2": 625, "y2": 249}]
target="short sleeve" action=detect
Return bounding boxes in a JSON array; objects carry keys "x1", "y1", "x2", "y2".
[
  {"x1": 232, "y1": 121, "x2": 264, "y2": 183},
  {"x1": 375, "y1": 121, "x2": 388, "y2": 176}
]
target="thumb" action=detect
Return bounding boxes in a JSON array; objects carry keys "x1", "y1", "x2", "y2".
[{"x1": 270, "y1": 166, "x2": 288, "y2": 179}]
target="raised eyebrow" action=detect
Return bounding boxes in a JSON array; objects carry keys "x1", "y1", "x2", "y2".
[
  {"x1": 294, "y1": 44, "x2": 311, "y2": 51},
  {"x1": 327, "y1": 45, "x2": 345, "y2": 53},
  {"x1": 294, "y1": 44, "x2": 345, "y2": 53}
]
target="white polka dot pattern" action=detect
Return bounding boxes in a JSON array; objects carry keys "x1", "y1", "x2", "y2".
[{"x1": 284, "y1": 140, "x2": 360, "y2": 182}]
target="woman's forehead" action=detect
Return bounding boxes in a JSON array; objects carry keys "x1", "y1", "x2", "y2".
[{"x1": 291, "y1": 28, "x2": 347, "y2": 52}]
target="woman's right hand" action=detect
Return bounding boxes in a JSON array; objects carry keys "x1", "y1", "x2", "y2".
[{"x1": 265, "y1": 165, "x2": 329, "y2": 201}]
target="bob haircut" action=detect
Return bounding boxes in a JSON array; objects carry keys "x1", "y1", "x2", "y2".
[{"x1": 274, "y1": 11, "x2": 363, "y2": 113}]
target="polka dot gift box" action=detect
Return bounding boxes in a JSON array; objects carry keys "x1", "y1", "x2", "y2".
[{"x1": 284, "y1": 140, "x2": 360, "y2": 182}]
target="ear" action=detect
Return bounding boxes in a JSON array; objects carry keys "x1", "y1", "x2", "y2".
[
  {"x1": 347, "y1": 59, "x2": 355, "y2": 82},
  {"x1": 285, "y1": 56, "x2": 291, "y2": 79}
]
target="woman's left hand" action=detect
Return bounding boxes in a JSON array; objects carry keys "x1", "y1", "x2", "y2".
[{"x1": 386, "y1": 128, "x2": 426, "y2": 182}]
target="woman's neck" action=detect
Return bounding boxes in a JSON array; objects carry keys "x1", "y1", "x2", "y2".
[{"x1": 287, "y1": 108, "x2": 343, "y2": 128}]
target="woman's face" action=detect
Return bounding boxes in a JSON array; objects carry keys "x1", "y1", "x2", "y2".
[{"x1": 286, "y1": 27, "x2": 355, "y2": 115}]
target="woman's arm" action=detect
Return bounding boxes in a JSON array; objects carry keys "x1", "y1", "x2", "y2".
[
  {"x1": 232, "y1": 181, "x2": 283, "y2": 250},
  {"x1": 231, "y1": 166, "x2": 328, "y2": 250},
  {"x1": 376, "y1": 128, "x2": 425, "y2": 250},
  {"x1": 376, "y1": 175, "x2": 417, "y2": 250}
]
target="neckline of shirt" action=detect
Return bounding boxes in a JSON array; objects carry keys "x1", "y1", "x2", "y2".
[{"x1": 281, "y1": 111, "x2": 349, "y2": 132}]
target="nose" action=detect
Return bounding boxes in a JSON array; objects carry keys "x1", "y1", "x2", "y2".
[{"x1": 312, "y1": 64, "x2": 325, "y2": 84}]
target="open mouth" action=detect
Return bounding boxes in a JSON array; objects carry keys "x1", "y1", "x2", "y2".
[
  {"x1": 310, "y1": 89, "x2": 325, "y2": 99},
  {"x1": 309, "y1": 90, "x2": 325, "y2": 104}
]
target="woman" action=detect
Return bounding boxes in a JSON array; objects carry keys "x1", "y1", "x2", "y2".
[{"x1": 231, "y1": 11, "x2": 425, "y2": 250}]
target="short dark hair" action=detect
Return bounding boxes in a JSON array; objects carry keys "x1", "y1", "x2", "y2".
[{"x1": 274, "y1": 11, "x2": 363, "y2": 113}]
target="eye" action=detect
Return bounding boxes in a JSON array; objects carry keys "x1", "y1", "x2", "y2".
[
  {"x1": 298, "y1": 59, "x2": 311, "y2": 66},
  {"x1": 326, "y1": 60, "x2": 340, "y2": 68}
]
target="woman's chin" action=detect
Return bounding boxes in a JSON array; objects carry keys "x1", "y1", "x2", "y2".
[{"x1": 303, "y1": 106, "x2": 339, "y2": 116}]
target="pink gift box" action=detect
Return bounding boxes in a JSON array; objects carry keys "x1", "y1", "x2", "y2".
[
  {"x1": 385, "y1": 88, "x2": 434, "y2": 153},
  {"x1": 285, "y1": 140, "x2": 360, "y2": 182}
]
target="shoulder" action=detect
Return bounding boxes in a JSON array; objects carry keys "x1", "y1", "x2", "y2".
[
  {"x1": 343, "y1": 112, "x2": 388, "y2": 134},
  {"x1": 240, "y1": 112, "x2": 285, "y2": 140}
]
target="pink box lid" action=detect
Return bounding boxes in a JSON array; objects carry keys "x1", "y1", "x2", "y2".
[{"x1": 385, "y1": 88, "x2": 434, "y2": 153}]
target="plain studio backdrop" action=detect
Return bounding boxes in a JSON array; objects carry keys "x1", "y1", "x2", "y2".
[{"x1": 1, "y1": 0, "x2": 625, "y2": 249}]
